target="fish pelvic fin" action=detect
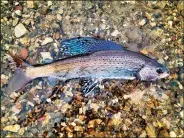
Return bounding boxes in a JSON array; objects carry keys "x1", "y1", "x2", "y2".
[{"x1": 5, "y1": 51, "x2": 34, "y2": 94}]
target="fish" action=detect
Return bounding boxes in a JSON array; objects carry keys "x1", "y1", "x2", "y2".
[
  {"x1": 59, "y1": 37, "x2": 125, "y2": 57},
  {"x1": 6, "y1": 50, "x2": 169, "y2": 96}
]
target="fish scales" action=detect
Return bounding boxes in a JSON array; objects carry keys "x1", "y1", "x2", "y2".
[{"x1": 27, "y1": 50, "x2": 147, "y2": 80}]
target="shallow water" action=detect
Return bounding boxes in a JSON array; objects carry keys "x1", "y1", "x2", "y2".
[{"x1": 1, "y1": 1, "x2": 183, "y2": 137}]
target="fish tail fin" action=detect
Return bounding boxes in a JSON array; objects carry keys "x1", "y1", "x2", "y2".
[
  {"x1": 5, "y1": 51, "x2": 33, "y2": 94},
  {"x1": 6, "y1": 68, "x2": 33, "y2": 94}
]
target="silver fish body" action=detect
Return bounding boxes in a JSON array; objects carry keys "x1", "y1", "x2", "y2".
[
  {"x1": 27, "y1": 50, "x2": 168, "y2": 80},
  {"x1": 6, "y1": 50, "x2": 169, "y2": 94}
]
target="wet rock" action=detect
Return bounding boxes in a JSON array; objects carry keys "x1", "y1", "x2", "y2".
[
  {"x1": 14, "y1": 23, "x2": 28, "y2": 38},
  {"x1": 11, "y1": 105, "x2": 21, "y2": 114},
  {"x1": 111, "y1": 30, "x2": 120, "y2": 37},
  {"x1": 180, "y1": 110, "x2": 184, "y2": 118},
  {"x1": 12, "y1": 18, "x2": 19, "y2": 26},
  {"x1": 42, "y1": 113, "x2": 51, "y2": 127},
  {"x1": 146, "y1": 124, "x2": 156, "y2": 137},
  {"x1": 1, "y1": 117, "x2": 9, "y2": 123},
  {"x1": 15, "y1": 10, "x2": 22, "y2": 16},
  {"x1": 139, "y1": 18, "x2": 147, "y2": 26},
  {"x1": 27, "y1": 1, "x2": 34, "y2": 8},
  {"x1": 88, "y1": 119, "x2": 102, "y2": 128},
  {"x1": 74, "y1": 126, "x2": 83, "y2": 132},
  {"x1": 41, "y1": 37, "x2": 53, "y2": 46},
  {"x1": 90, "y1": 103, "x2": 99, "y2": 112},
  {"x1": 158, "y1": 129, "x2": 169, "y2": 137},
  {"x1": 18, "y1": 127, "x2": 25, "y2": 135},
  {"x1": 56, "y1": 14, "x2": 62, "y2": 21},
  {"x1": 40, "y1": 52, "x2": 53, "y2": 63},
  {"x1": 170, "y1": 131, "x2": 177, "y2": 137},
  {"x1": 3, "y1": 124, "x2": 20, "y2": 132},
  {"x1": 47, "y1": 1, "x2": 52, "y2": 6},
  {"x1": 139, "y1": 130, "x2": 147, "y2": 137},
  {"x1": 19, "y1": 48, "x2": 28, "y2": 60},
  {"x1": 52, "y1": 23, "x2": 60, "y2": 29},
  {"x1": 58, "y1": 8, "x2": 63, "y2": 14}
]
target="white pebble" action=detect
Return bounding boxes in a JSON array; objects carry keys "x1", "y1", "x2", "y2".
[
  {"x1": 150, "y1": 22, "x2": 156, "y2": 27},
  {"x1": 15, "y1": 2, "x2": 19, "y2": 5},
  {"x1": 1, "y1": 1, "x2": 8, "y2": 4},
  {"x1": 46, "y1": 98, "x2": 51, "y2": 103},
  {"x1": 15, "y1": 10, "x2": 22, "y2": 16},
  {"x1": 170, "y1": 131, "x2": 177, "y2": 137},
  {"x1": 168, "y1": 21, "x2": 173, "y2": 28},
  {"x1": 56, "y1": 14, "x2": 62, "y2": 21},
  {"x1": 40, "y1": 52, "x2": 53, "y2": 61},
  {"x1": 14, "y1": 23, "x2": 28, "y2": 38},
  {"x1": 111, "y1": 30, "x2": 120, "y2": 37},
  {"x1": 139, "y1": 19, "x2": 147, "y2": 26},
  {"x1": 180, "y1": 110, "x2": 184, "y2": 118},
  {"x1": 47, "y1": 1, "x2": 52, "y2": 6},
  {"x1": 41, "y1": 37, "x2": 53, "y2": 45},
  {"x1": 58, "y1": 8, "x2": 63, "y2": 14}
]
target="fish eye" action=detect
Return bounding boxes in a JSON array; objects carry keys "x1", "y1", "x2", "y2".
[{"x1": 156, "y1": 68, "x2": 163, "y2": 74}]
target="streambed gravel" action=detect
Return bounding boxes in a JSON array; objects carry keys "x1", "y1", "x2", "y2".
[{"x1": 1, "y1": 1, "x2": 183, "y2": 137}]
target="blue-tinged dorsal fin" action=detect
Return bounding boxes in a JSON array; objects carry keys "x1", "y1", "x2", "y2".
[{"x1": 59, "y1": 37, "x2": 125, "y2": 57}]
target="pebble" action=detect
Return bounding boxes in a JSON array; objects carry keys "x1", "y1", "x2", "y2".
[
  {"x1": 12, "y1": 18, "x2": 19, "y2": 26},
  {"x1": 58, "y1": 8, "x2": 64, "y2": 14},
  {"x1": 1, "y1": 0, "x2": 8, "y2": 4},
  {"x1": 90, "y1": 103, "x2": 99, "y2": 112},
  {"x1": 27, "y1": 1, "x2": 34, "y2": 8},
  {"x1": 145, "y1": 124, "x2": 156, "y2": 137},
  {"x1": 1, "y1": 106, "x2": 5, "y2": 111},
  {"x1": 139, "y1": 18, "x2": 147, "y2": 26},
  {"x1": 57, "y1": 14, "x2": 62, "y2": 21},
  {"x1": 3, "y1": 124, "x2": 20, "y2": 132},
  {"x1": 41, "y1": 37, "x2": 53, "y2": 46},
  {"x1": 40, "y1": 52, "x2": 53, "y2": 62},
  {"x1": 42, "y1": 113, "x2": 51, "y2": 127},
  {"x1": 52, "y1": 22, "x2": 60, "y2": 29},
  {"x1": 14, "y1": 23, "x2": 28, "y2": 38},
  {"x1": 150, "y1": 22, "x2": 157, "y2": 27},
  {"x1": 11, "y1": 105, "x2": 21, "y2": 114},
  {"x1": 139, "y1": 130, "x2": 147, "y2": 137},
  {"x1": 19, "y1": 48, "x2": 28, "y2": 60},
  {"x1": 18, "y1": 127, "x2": 25, "y2": 135},
  {"x1": 88, "y1": 119, "x2": 102, "y2": 128},
  {"x1": 15, "y1": 10, "x2": 22, "y2": 16},
  {"x1": 1, "y1": 117, "x2": 9, "y2": 123},
  {"x1": 168, "y1": 21, "x2": 173, "y2": 28},
  {"x1": 180, "y1": 110, "x2": 183, "y2": 118},
  {"x1": 74, "y1": 126, "x2": 83, "y2": 132},
  {"x1": 111, "y1": 30, "x2": 120, "y2": 37},
  {"x1": 170, "y1": 131, "x2": 177, "y2": 137},
  {"x1": 47, "y1": 1, "x2": 52, "y2": 6}
]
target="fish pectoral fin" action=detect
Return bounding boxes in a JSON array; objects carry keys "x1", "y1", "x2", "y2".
[
  {"x1": 133, "y1": 72, "x2": 141, "y2": 81},
  {"x1": 80, "y1": 78, "x2": 102, "y2": 97}
]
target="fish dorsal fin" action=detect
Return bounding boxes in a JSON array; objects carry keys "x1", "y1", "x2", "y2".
[{"x1": 59, "y1": 37, "x2": 125, "y2": 57}]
